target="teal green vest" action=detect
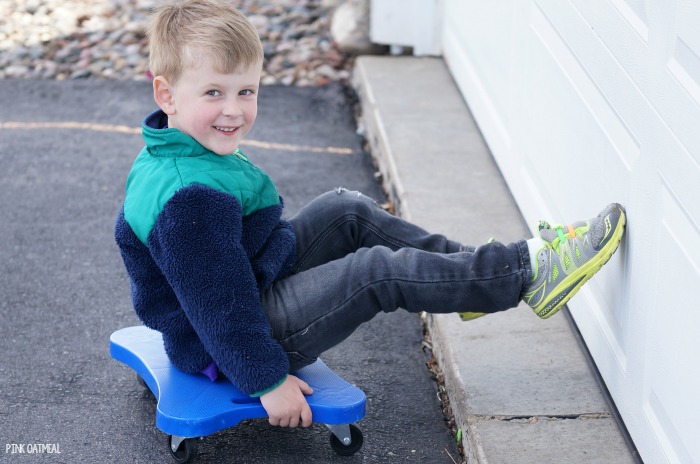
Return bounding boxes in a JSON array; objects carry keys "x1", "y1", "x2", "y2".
[{"x1": 124, "y1": 124, "x2": 280, "y2": 245}]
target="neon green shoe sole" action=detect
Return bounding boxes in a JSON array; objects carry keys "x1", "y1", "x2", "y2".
[{"x1": 458, "y1": 312, "x2": 486, "y2": 321}]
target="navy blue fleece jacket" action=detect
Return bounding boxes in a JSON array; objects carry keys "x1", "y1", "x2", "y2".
[{"x1": 114, "y1": 110, "x2": 296, "y2": 396}]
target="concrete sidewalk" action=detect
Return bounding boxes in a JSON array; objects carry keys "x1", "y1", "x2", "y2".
[{"x1": 353, "y1": 56, "x2": 635, "y2": 464}]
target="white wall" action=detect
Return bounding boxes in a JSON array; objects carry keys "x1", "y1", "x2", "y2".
[{"x1": 440, "y1": 1, "x2": 700, "y2": 463}]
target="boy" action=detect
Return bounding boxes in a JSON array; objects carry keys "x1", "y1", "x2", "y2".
[{"x1": 115, "y1": 0, "x2": 626, "y2": 430}]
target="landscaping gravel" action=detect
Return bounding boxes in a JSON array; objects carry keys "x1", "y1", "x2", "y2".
[{"x1": 0, "y1": 0, "x2": 353, "y2": 85}]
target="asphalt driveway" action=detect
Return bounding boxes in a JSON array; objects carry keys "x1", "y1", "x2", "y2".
[{"x1": 0, "y1": 79, "x2": 460, "y2": 463}]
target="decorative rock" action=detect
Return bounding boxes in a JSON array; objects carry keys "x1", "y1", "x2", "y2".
[
  {"x1": 4, "y1": 65, "x2": 31, "y2": 78},
  {"x1": 69, "y1": 68, "x2": 91, "y2": 79},
  {"x1": 330, "y1": 0, "x2": 384, "y2": 55},
  {"x1": 322, "y1": 0, "x2": 346, "y2": 7},
  {"x1": 0, "y1": 0, "x2": 370, "y2": 86}
]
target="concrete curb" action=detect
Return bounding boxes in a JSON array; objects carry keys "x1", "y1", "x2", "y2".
[{"x1": 352, "y1": 55, "x2": 634, "y2": 464}]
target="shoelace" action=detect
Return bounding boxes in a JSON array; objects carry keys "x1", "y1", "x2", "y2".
[
  {"x1": 539, "y1": 222, "x2": 577, "y2": 250},
  {"x1": 555, "y1": 225, "x2": 577, "y2": 244}
]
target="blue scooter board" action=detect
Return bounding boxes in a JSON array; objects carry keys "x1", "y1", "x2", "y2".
[{"x1": 111, "y1": 326, "x2": 366, "y2": 462}]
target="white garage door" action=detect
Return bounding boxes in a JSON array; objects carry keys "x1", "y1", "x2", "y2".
[{"x1": 441, "y1": 1, "x2": 700, "y2": 463}]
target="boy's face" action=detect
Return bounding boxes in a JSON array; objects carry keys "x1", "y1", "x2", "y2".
[{"x1": 154, "y1": 55, "x2": 262, "y2": 156}]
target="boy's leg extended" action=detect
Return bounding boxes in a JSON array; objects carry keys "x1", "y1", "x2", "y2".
[
  {"x1": 261, "y1": 238, "x2": 530, "y2": 371},
  {"x1": 288, "y1": 188, "x2": 471, "y2": 273},
  {"x1": 270, "y1": 190, "x2": 625, "y2": 369}
]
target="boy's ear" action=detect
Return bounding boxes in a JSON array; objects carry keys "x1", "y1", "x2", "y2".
[{"x1": 153, "y1": 76, "x2": 176, "y2": 115}]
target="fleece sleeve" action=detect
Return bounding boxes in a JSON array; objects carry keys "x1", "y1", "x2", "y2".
[
  {"x1": 147, "y1": 184, "x2": 290, "y2": 396},
  {"x1": 115, "y1": 209, "x2": 214, "y2": 372},
  {"x1": 250, "y1": 219, "x2": 297, "y2": 291}
]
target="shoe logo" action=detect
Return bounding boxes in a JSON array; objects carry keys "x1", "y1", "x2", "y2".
[
  {"x1": 537, "y1": 276, "x2": 586, "y2": 318},
  {"x1": 604, "y1": 216, "x2": 612, "y2": 240}
]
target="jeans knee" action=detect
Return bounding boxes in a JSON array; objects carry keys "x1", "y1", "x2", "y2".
[
  {"x1": 302, "y1": 189, "x2": 380, "y2": 233},
  {"x1": 331, "y1": 187, "x2": 378, "y2": 213}
]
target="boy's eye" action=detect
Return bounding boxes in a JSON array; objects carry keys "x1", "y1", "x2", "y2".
[
  {"x1": 206, "y1": 90, "x2": 222, "y2": 97},
  {"x1": 239, "y1": 89, "x2": 255, "y2": 96}
]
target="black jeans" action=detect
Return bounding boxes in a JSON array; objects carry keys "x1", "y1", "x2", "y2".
[{"x1": 261, "y1": 189, "x2": 531, "y2": 370}]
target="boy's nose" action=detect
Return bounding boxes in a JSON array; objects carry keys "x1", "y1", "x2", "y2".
[{"x1": 222, "y1": 101, "x2": 243, "y2": 118}]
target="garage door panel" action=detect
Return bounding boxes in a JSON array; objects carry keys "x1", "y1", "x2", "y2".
[
  {"x1": 442, "y1": 1, "x2": 700, "y2": 461},
  {"x1": 571, "y1": 0, "x2": 650, "y2": 80},
  {"x1": 668, "y1": 37, "x2": 700, "y2": 106},
  {"x1": 651, "y1": 123, "x2": 700, "y2": 225},
  {"x1": 443, "y1": 0, "x2": 516, "y2": 139},
  {"x1": 574, "y1": 0, "x2": 700, "y2": 167},
  {"x1": 535, "y1": 1, "x2": 643, "y2": 171},
  {"x1": 643, "y1": 179, "x2": 700, "y2": 464},
  {"x1": 526, "y1": 4, "x2": 635, "y2": 199},
  {"x1": 610, "y1": 0, "x2": 650, "y2": 43},
  {"x1": 674, "y1": 0, "x2": 700, "y2": 54},
  {"x1": 662, "y1": 1, "x2": 700, "y2": 165}
]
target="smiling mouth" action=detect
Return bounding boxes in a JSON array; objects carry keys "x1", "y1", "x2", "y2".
[{"x1": 215, "y1": 126, "x2": 239, "y2": 133}]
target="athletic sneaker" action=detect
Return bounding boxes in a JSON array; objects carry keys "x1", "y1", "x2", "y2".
[{"x1": 524, "y1": 203, "x2": 626, "y2": 319}]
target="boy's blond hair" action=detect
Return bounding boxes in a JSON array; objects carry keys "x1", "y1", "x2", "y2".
[{"x1": 147, "y1": 0, "x2": 263, "y2": 83}]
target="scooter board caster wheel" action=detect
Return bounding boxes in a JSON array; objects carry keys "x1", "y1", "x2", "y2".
[
  {"x1": 329, "y1": 424, "x2": 363, "y2": 456},
  {"x1": 168, "y1": 435, "x2": 198, "y2": 463}
]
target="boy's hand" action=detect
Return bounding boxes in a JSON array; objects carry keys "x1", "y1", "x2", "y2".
[{"x1": 260, "y1": 375, "x2": 313, "y2": 428}]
